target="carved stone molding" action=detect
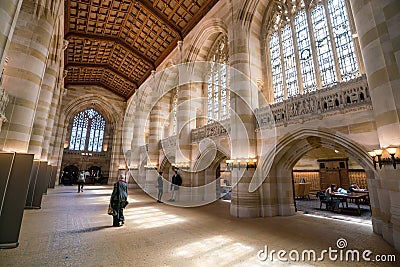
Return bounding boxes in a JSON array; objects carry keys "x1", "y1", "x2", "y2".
[
  {"x1": 191, "y1": 119, "x2": 230, "y2": 143},
  {"x1": 256, "y1": 75, "x2": 372, "y2": 129},
  {"x1": 160, "y1": 135, "x2": 177, "y2": 152}
]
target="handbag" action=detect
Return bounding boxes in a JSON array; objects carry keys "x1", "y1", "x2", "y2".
[{"x1": 107, "y1": 204, "x2": 115, "y2": 216}]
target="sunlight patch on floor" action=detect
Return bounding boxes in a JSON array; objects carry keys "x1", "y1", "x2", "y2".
[
  {"x1": 175, "y1": 236, "x2": 255, "y2": 266},
  {"x1": 123, "y1": 207, "x2": 185, "y2": 229},
  {"x1": 302, "y1": 212, "x2": 372, "y2": 226}
]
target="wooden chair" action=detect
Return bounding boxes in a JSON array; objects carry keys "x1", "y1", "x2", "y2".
[{"x1": 317, "y1": 191, "x2": 331, "y2": 210}]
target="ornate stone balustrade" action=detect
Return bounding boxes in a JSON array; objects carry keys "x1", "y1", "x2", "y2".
[
  {"x1": 0, "y1": 86, "x2": 9, "y2": 123},
  {"x1": 63, "y1": 149, "x2": 108, "y2": 158},
  {"x1": 256, "y1": 75, "x2": 372, "y2": 129},
  {"x1": 160, "y1": 135, "x2": 176, "y2": 151},
  {"x1": 191, "y1": 119, "x2": 230, "y2": 143},
  {"x1": 159, "y1": 76, "x2": 372, "y2": 145}
]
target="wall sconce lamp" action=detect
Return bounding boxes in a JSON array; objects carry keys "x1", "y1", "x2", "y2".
[
  {"x1": 226, "y1": 158, "x2": 257, "y2": 170},
  {"x1": 173, "y1": 162, "x2": 190, "y2": 170},
  {"x1": 245, "y1": 159, "x2": 257, "y2": 170},
  {"x1": 144, "y1": 163, "x2": 158, "y2": 170},
  {"x1": 368, "y1": 147, "x2": 399, "y2": 169},
  {"x1": 129, "y1": 165, "x2": 139, "y2": 170}
]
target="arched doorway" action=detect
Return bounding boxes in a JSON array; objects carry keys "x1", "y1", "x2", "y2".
[
  {"x1": 87, "y1": 166, "x2": 102, "y2": 184},
  {"x1": 61, "y1": 165, "x2": 79, "y2": 185},
  {"x1": 292, "y1": 147, "x2": 371, "y2": 223},
  {"x1": 261, "y1": 128, "x2": 375, "y2": 219}
]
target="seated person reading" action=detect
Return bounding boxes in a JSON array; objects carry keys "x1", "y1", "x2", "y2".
[
  {"x1": 325, "y1": 184, "x2": 340, "y2": 211},
  {"x1": 348, "y1": 182, "x2": 364, "y2": 193}
]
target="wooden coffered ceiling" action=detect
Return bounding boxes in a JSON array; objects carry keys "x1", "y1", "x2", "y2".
[{"x1": 64, "y1": 0, "x2": 219, "y2": 99}]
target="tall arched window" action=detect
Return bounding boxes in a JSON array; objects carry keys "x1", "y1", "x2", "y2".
[
  {"x1": 69, "y1": 109, "x2": 105, "y2": 152},
  {"x1": 207, "y1": 35, "x2": 230, "y2": 124},
  {"x1": 267, "y1": 0, "x2": 360, "y2": 103}
]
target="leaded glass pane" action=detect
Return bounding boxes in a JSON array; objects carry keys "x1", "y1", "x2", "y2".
[
  {"x1": 295, "y1": 11, "x2": 317, "y2": 93},
  {"x1": 328, "y1": 0, "x2": 359, "y2": 81},
  {"x1": 69, "y1": 109, "x2": 105, "y2": 152},
  {"x1": 207, "y1": 36, "x2": 229, "y2": 124},
  {"x1": 282, "y1": 25, "x2": 299, "y2": 97},
  {"x1": 269, "y1": 33, "x2": 284, "y2": 103},
  {"x1": 311, "y1": 4, "x2": 337, "y2": 87}
]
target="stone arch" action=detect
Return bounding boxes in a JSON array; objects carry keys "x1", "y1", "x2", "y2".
[
  {"x1": 186, "y1": 18, "x2": 228, "y2": 62},
  {"x1": 268, "y1": 128, "x2": 373, "y2": 172},
  {"x1": 63, "y1": 93, "x2": 119, "y2": 127},
  {"x1": 256, "y1": 127, "x2": 377, "y2": 217}
]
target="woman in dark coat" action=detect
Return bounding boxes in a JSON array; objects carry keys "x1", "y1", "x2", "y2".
[{"x1": 110, "y1": 175, "x2": 128, "y2": 227}]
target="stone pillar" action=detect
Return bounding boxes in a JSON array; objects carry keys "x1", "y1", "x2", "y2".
[
  {"x1": 130, "y1": 94, "x2": 147, "y2": 185},
  {"x1": 228, "y1": 19, "x2": 260, "y2": 217},
  {"x1": 0, "y1": 0, "x2": 22, "y2": 80},
  {"x1": 109, "y1": 117, "x2": 124, "y2": 183},
  {"x1": 30, "y1": 13, "x2": 64, "y2": 160},
  {"x1": 145, "y1": 79, "x2": 169, "y2": 195},
  {"x1": 349, "y1": 0, "x2": 400, "y2": 251},
  {"x1": 0, "y1": 0, "x2": 62, "y2": 153},
  {"x1": 48, "y1": 93, "x2": 66, "y2": 184}
]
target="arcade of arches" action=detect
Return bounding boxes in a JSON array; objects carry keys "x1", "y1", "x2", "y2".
[{"x1": 0, "y1": 0, "x2": 400, "y2": 255}]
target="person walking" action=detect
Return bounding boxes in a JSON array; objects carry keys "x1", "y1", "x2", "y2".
[
  {"x1": 77, "y1": 171, "x2": 85, "y2": 192},
  {"x1": 168, "y1": 169, "x2": 182, "y2": 202},
  {"x1": 157, "y1": 171, "x2": 164, "y2": 203},
  {"x1": 110, "y1": 174, "x2": 128, "y2": 227}
]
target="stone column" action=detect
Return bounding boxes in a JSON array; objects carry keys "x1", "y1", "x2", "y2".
[
  {"x1": 228, "y1": 19, "x2": 261, "y2": 217},
  {"x1": 0, "y1": 0, "x2": 62, "y2": 153},
  {"x1": 30, "y1": 13, "x2": 64, "y2": 160},
  {"x1": 109, "y1": 117, "x2": 124, "y2": 183},
  {"x1": 145, "y1": 77, "x2": 169, "y2": 195},
  {"x1": 0, "y1": 0, "x2": 22, "y2": 79},
  {"x1": 130, "y1": 94, "x2": 148, "y2": 186},
  {"x1": 48, "y1": 92, "x2": 66, "y2": 184},
  {"x1": 349, "y1": 0, "x2": 400, "y2": 251}
]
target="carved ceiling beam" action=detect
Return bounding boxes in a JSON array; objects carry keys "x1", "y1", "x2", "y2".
[
  {"x1": 65, "y1": 32, "x2": 156, "y2": 70},
  {"x1": 136, "y1": 0, "x2": 183, "y2": 40},
  {"x1": 65, "y1": 62, "x2": 139, "y2": 88}
]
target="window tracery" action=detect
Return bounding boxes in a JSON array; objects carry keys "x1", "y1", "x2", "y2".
[
  {"x1": 267, "y1": 0, "x2": 360, "y2": 103},
  {"x1": 207, "y1": 36, "x2": 230, "y2": 123},
  {"x1": 69, "y1": 109, "x2": 105, "y2": 152}
]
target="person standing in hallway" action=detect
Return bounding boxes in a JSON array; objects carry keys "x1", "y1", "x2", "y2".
[
  {"x1": 77, "y1": 171, "x2": 85, "y2": 192},
  {"x1": 157, "y1": 171, "x2": 164, "y2": 203},
  {"x1": 110, "y1": 174, "x2": 128, "y2": 227},
  {"x1": 168, "y1": 169, "x2": 182, "y2": 202}
]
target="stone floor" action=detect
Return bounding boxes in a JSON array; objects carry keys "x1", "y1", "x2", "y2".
[{"x1": 0, "y1": 185, "x2": 398, "y2": 267}]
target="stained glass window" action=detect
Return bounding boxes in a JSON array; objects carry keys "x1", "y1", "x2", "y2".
[
  {"x1": 311, "y1": 4, "x2": 337, "y2": 87},
  {"x1": 328, "y1": 0, "x2": 359, "y2": 81},
  {"x1": 207, "y1": 36, "x2": 230, "y2": 124},
  {"x1": 267, "y1": 0, "x2": 360, "y2": 103},
  {"x1": 295, "y1": 11, "x2": 317, "y2": 93},
  {"x1": 270, "y1": 33, "x2": 284, "y2": 102},
  {"x1": 69, "y1": 109, "x2": 105, "y2": 152}
]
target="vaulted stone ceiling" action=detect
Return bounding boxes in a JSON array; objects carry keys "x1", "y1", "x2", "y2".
[{"x1": 64, "y1": 0, "x2": 219, "y2": 99}]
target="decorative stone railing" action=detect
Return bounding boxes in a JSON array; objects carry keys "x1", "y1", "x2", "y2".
[
  {"x1": 63, "y1": 149, "x2": 108, "y2": 158},
  {"x1": 0, "y1": 86, "x2": 9, "y2": 123},
  {"x1": 159, "y1": 75, "x2": 372, "y2": 146},
  {"x1": 191, "y1": 119, "x2": 230, "y2": 143},
  {"x1": 160, "y1": 135, "x2": 176, "y2": 151},
  {"x1": 255, "y1": 75, "x2": 372, "y2": 129}
]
